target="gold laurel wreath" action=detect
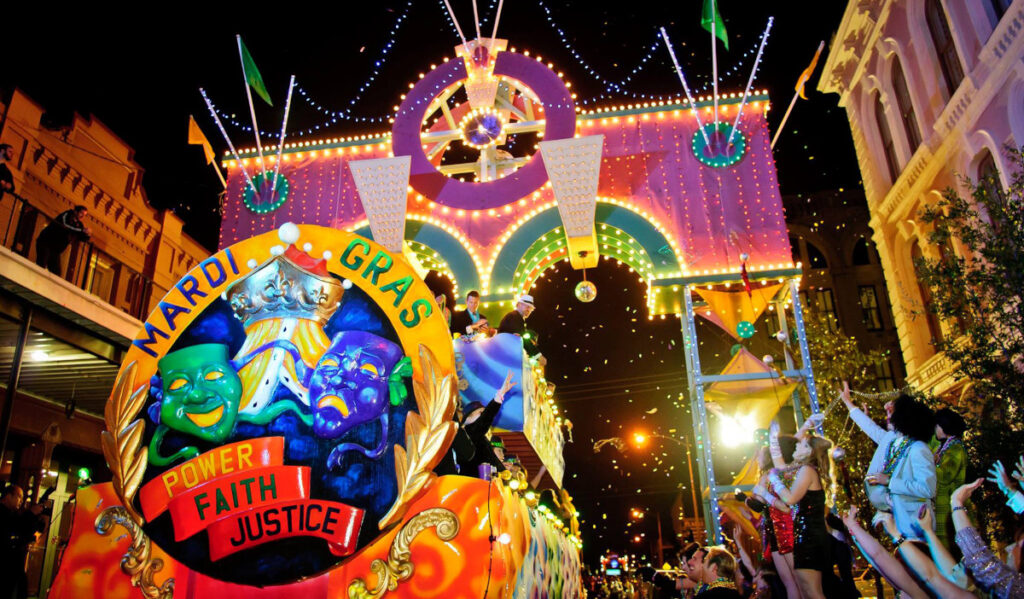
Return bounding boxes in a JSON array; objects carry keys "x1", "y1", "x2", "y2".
[
  {"x1": 378, "y1": 344, "x2": 458, "y2": 529},
  {"x1": 95, "y1": 506, "x2": 174, "y2": 599},
  {"x1": 99, "y1": 362, "x2": 173, "y2": 596},
  {"x1": 100, "y1": 361, "x2": 149, "y2": 523},
  {"x1": 348, "y1": 508, "x2": 459, "y2": 598}
]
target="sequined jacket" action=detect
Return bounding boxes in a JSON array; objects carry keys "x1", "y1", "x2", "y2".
[{"x1": 956, "y1": 526, "x2": 1024, "y2": 599}]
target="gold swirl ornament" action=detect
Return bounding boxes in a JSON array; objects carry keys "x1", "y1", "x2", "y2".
[
  {"x1": 348, "y1": 507, "x2": 460, "y2": 598},
  {"x1": 95, "y1": 506, "x2": 174, "y2": 599}
]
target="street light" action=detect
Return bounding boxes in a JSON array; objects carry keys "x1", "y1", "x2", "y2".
[{"x1": 632, "y1": 432, "x2": 647, "y2": 446}]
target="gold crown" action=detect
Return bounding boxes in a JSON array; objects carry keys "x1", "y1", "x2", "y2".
[
  {"x1": 226, "y1": 225, "x2": 345, "y2": 328},
  {"x1": 227, "y1": 253, "x2": 344, "y2": 328}
]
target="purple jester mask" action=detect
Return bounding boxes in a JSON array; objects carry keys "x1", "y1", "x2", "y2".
[{"x1": 309, "y1": 331, "x2": 411, "y2": 460}]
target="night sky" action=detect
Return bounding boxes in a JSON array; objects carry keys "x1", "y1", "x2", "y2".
[{"x1": 3, "y1": 0, "x2": 860, "y2": 566}]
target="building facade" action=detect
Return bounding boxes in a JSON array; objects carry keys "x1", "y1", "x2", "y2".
[
  {"x1": 785, "y1": 190, "x2": 906, "y2": 391},
  {"x1": 819, "y1": 0, "x2": 1022, "y2": 399},
  {"x1": 0, "y1": 88, "x2": 211, "y2": 595}
]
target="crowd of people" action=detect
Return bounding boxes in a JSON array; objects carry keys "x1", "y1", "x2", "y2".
[{"x1": 586, "y1": 383, "x2": 1024, "y2": 599}]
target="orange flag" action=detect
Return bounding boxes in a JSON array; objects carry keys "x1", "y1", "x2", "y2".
[
  {"x1": 188, "y1": 116, "x2": 216, "y2": 165},
  {"x1": 795, "y1": 41, "x2": 825, "y2": 100}
]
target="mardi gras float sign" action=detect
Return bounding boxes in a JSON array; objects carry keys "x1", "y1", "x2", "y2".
[{"x1": 48, "y1": 224, "x2": 581, "y2": 598}]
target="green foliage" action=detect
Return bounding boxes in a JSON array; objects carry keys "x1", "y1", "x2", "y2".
[
  {"x1": 792, "y1": 310, "x2": 891, "y2": 514},
  {"x1": 914, "y1": 146, "x2": 1024, "y2": 540}
]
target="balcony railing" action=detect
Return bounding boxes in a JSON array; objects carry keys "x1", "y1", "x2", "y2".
[{"x1": 0, "y1": 191, "x2": 154, "y2": 320}]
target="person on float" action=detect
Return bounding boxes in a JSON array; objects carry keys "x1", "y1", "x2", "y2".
[
  {"x1": 451, "y1": 290, "x2": 490, "y2": 337},
  {"x1": 932, "y1": 407, "x2": 967, "y2": 549},
  {"x1": 840, "y1": 384, "x2": 937, "y2": 542},
  {"x1": 497, "y1": 294, "x2": 546, "y2": 366},
  {"x1": 463, "y1": 370, "x2": 516, "y2": 477},
  {"x1": 763, "y1": 422, "x2": 835, "y2": 599}
]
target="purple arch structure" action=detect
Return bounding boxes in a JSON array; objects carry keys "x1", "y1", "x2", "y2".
[{"x1": 390, "y1": 52, "x2": 577, "y2": 209}]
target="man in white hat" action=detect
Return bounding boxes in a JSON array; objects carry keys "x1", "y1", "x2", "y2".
[{"x1": 497, "y1": 294, "x2": 545, "y2": 365}]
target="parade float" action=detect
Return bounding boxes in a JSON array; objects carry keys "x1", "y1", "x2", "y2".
[{"x1": 48, "y1": 4, "x2": 824, "y2": 595}]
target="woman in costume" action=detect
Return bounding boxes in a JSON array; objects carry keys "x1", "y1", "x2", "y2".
[
  {"x1": 841, "y1": 387, "x2": 936, "y2": 542},
  {"x1": 763, "y1": 423, "x2": 835, "y2": 599},
  {"x1": 932, "y1": 407, "x2": 967, "y2": 548},
  {"x1": 749, "y1": 436, "x2": 803, "y2": 599}
]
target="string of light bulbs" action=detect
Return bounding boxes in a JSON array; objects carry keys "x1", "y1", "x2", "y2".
[{"x1": 209, "y1": 0, "x2": 768, "y2": 139}]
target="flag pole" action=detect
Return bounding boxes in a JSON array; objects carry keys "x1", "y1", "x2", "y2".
[
  {"x1": 772, "y1": 40, "x2": 825, "y2": 150},
  {"x1": 726, "y1": 17, "x2": 773, "y2": 148},
  {"x1": 711, "y1": 0, "x2": 719, "y2": 129},
  {"x1": 271, "y1": 75, "x2": 296, "y2": 195},
  {"x1": 236, "y1": 35, "x2": 267, "y2": 176},
  {"x1": 442, "y1": 0, "x2": 469, "y2": 47},
  {"x1": 660, "y1": 28, "x2": 712, "y2": 147},
  {"x1": 200, "y1": 88, "x2": 259, "y2": 200},
  {"x1": 210, "y1": 159, "x2": 227, "y2": 189},
  {"x1": 490, "y1": 0, "x2": 504, "y2": 40},
  {"x1": 770, "y1": 92, "x2": 800, "y2": 150},
  {"x1": 472, "y1": 0, "x2": 482, "y2": 41}
]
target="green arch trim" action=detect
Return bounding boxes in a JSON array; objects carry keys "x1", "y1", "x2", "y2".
[
  {"x1": 488, "y1": 201, "x2": 681, "y2": 293},
  {"x1": 356, "y1": 221, "x2": 482, "y2": 294}
]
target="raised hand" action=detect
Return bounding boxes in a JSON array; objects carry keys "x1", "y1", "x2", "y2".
[
  {"x1": 494, "y1": 370, "x2": 517, "y2": 403},
  {"x1": 987, "y1": 461, "x2": 1015, "y2": 495},
  {"x1": 951, "y1": 478, "x2": 984, "y2": 508},
  {"x1": 841, "y1": 380, "x2": 855, "y2": 410},
  {"x1": 1013, "y1": 456, "x2": 1024, "y2": 484}
]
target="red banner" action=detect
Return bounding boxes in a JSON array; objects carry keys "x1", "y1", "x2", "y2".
[
  {"x1": 167, "y1": 465, "x2": 311, "y2": 541},
  {"x1": 140, "y1": 437, "x2": 285, "y2": 520},
  {"x1": 207, "y1": 499, "x2": 364, "y2": 561}
]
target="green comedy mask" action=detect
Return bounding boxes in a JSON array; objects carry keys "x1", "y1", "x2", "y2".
[{"x1": 157, "y1": 343, "x2": 241, "y2": 443}]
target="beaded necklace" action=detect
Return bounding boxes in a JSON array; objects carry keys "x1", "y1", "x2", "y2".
[
  {"x1": 708, "y1": 577, "x2": 735, "y2": 590},
  {"x1": 934, "y1": 437, "x2": 961, "y2": 465},
  {"x1": 883, "y1": 436, "x2": 914, "y2": 476}
]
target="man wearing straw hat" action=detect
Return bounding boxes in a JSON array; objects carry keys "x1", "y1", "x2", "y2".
[{"x1": 498, "y1": 294, "x2": 546, "y2": 366}]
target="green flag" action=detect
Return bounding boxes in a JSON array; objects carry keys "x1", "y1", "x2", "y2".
[
  {"x1": 701, "y1": 0, "x2": 729, "y2": 51},
  {"x1": 239, "y1": 37, "x2": 273, "y2": 106}
]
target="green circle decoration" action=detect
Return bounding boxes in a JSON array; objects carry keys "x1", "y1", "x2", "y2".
[
  {"x1": 736, "y1": 320, "x2": 756, "y2": 339},
  {"x1": 691, "y1": 122, "x2": 747, "y2": 168},
  {"x1": 243, "y1": 172, "x2": 290, "y2": 214}
]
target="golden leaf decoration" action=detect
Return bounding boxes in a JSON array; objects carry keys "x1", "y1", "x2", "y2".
[
  {"x1": 96, "y1": 506, "x2": 174, "y2": 598},
  {"x1": 100, "y1": 361, "x2": 150, "y2": 524},
  {"x1": 348, "y1": 508, "x2": 459, "y2": 598},
  {"x1": 378, "y1": 345, "x2": 457, "y2": 529}
]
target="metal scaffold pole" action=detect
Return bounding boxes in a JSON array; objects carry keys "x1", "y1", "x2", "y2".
[{"x1": 682, "y1": 287, "x2": 722, "y2": 543}]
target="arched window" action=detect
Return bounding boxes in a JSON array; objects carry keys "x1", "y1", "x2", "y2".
[
  {"x1": 852, "y1": 238, "x2": 875, "y2": 266},
  {"x1": 911, "y1": 241, "x2": 944, "y2": 345},
  {"x1": 875, "y1": 93, "x2": 900, "y2": 183},
  {"x1": 977, "y1": 150, "x2": 1003, "y2": 201},
  {"x1": 805, "y1": 242, "x2": 828, "y2": 269},
  {"x1": 926, "y1": 0, "x2": 964, "y2": 98},
  {"x1": 891, "y1": 57, "x2": 922, "y2": 152}
]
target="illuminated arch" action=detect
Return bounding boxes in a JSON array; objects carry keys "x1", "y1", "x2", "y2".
[
  {"x1": 353, "y1": 215, "x2": 483, "y2": 296},
  {"x1": 486, "y1": 200, "x2": 683, "y2": 299}
]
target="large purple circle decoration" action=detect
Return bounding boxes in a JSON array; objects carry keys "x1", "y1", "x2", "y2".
[
  {"x1": 460, "y1": 108, "x2": 504, "y2": 148},
  {"x1": 391, "y1": 51, "x2": 577, "y2": 209},
  {"x1": 691, "y1": 122, "x2": 747, "y2": 168}
]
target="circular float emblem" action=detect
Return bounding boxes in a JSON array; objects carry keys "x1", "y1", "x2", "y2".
[
  {"x1": 242, "y1": 172, "x2": 290, "y2": 214},
  {"x1": 691, "y1": 122, "x2": 747, "y2": 168},
  {"x1": 103, "y1": 225, "x2": 454, "y2": 586},
  {"x1": 460, "y1": 108, "x2": 504, "y2": 148}
]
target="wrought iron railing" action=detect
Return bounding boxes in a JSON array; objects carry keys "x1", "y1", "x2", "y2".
[{"x1": 0, "y1": 191, "x2": 154, "y2": 320}]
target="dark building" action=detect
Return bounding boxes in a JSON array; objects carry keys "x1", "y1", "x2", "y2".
[{"x1": 785, "y1": 189, "x2": 906, "y2": 391}]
